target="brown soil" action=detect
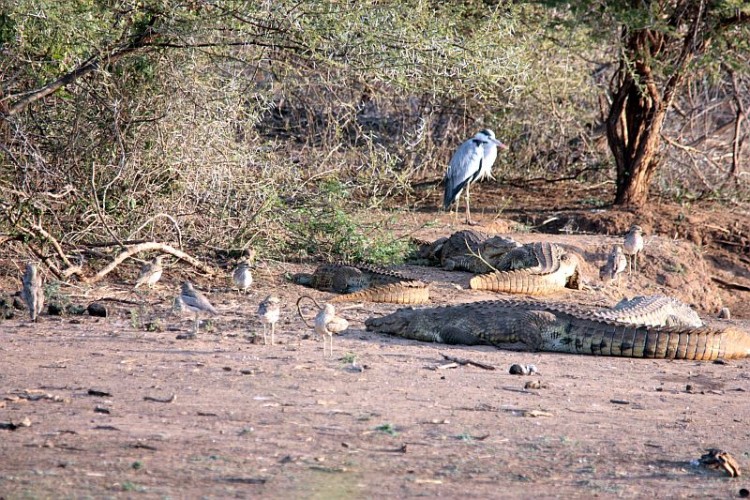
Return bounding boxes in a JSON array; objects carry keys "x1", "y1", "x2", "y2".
[{"x1": 2, "y1": 184, "x2": 750, "y2": 497}]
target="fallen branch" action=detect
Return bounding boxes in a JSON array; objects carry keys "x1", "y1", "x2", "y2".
[
  {"x1": 440, "y1": 353, "x2": 496, "y2": 371},
  {"x1": 83, "y1": 241, "x2": 218, "y2": 284},
  {"x1": 711, "y1": 276, "x2": 750, "y2": 292}
]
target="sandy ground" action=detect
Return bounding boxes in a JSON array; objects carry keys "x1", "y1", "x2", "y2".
[{"x1": 2, "y1": 203, "x2": 750, "y2": 498}]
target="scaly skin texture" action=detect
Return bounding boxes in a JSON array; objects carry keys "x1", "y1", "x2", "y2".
[
  {"x1": 415, "y1": 230, "x2": 521, "y2": 274},
  {"x1": 293, "y1": 263, "x2": 429, "y2": 304},
  {"x1": 330, "y1": 281, "x2": 430, "y2": 304},
  {"x1": 469, "y1": 244, "x2": 581, "y2": 295},
  {"x1": 364, "y1": 298, "x2": 750, "y2": 360}
]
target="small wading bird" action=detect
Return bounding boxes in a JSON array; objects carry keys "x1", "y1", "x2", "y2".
[
  {"x1": 232, "y1": 249, "x2": 256, "y2": 294},
  {"x1": 22, "y1": 262, "x2": 45, "y2": 322},
  {"x1": 257, "y1": 295, "x2": 281, "y2": 345},
  {"x1": 599, "y1": 245, "x2": 627, "y2": 287},
  {"x1": 443, "y1": 129, "x2": 507, "y2": 225},
  {"x1": 178, "y1": 282, "x2": 218, "y2": 337},
  {"x1": 296, "y1": 296, "x2": 349, "y2": 357},
  {"x1": 623, "y1": 224, "x2": 644, "y2": 274},
  {"x1": 232, "y1": 260, "x2": 253, "y2": 294},
  {"x1": 135, "y1": 255, "x2": 164, "y2": 290}
]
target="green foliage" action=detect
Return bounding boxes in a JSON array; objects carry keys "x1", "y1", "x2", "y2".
[
  {"x1": 283, "y1": 178, "x2": 412, "y2": 264},
  {"x1": 374, "y1": 423, "x2": 398, "y2": 436}
]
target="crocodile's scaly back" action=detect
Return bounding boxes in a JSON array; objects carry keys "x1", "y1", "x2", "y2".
[
  {"x1": 293, "y1": 263, "x2": 429, "y2": 304},
  {"x1": 469, "y1": 247, "x2": 580, "y2": 295},
  {"x1": 293, "y1": 263, "x2": 410, "y2": 293},
  {"x1": 530, "y1": 295, "x2": 703, "y2": 328},
  {"x1": 611, "y1": 295, "x2": 702, "y2": 327}
]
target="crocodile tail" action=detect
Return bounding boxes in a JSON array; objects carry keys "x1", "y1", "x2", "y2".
[
  {"x1": 538, "y1": 320, "x2": 750, "y2": 360},
  {"x1": 469, "y1": 271, "x2": 562, "y2": 295},
  {"x1": 330, "y1": 282, "x2": 430, "y2": 304}
]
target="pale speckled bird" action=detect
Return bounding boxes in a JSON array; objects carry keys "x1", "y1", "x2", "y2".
[
  {"x1": 179, "y1": 282, "x2": 218, "y2": 336},
  {"x1": 623, "y1": 224, "x2": 644, "y2": 273},
  {"x1": 257, "y1": 295, "x2": 281, "y2": 345},
  {"x1": 135, "y1": 256, "x2": 164, "y2": 289},
  {"x1": 599, "y1": 245, "x2": 627, "y2": 286},
  {"x1": 232, "y1": 260, "x2": 253, "y2": 294},
  {"x1": 22, "y1": 262, "x2": 45, "y2": 322},
  {"x1": 315, "y1": 303, "x2": 349, "y2": 358}
]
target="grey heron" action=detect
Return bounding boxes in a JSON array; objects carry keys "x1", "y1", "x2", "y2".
[{"x1": 443, "y1": 129, "x2": 507, "y2": 225}]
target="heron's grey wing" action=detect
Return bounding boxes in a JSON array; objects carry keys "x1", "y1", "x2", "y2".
[
  {"x1": 443, "y1": 140, "x2": 483, "y2": 209},
  {"x1": 477, "y1": 143, "x2": 498, "y2": 181}
]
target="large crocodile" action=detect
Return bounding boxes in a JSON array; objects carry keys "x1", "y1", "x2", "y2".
[
  {"x1": 365, "y1": 297, "x2": 750, "y2": 360},
  {"x1": 415, "y1": 230, "x2": 521, "y2": 274},
  {"x1": 469, "y1": 242, "x2": 582, "y2": 295},
  {"x1": 292, "y1": 263, "x2": 430, "y2": 304}
]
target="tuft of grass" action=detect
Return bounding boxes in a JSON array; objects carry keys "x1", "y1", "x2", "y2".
[
  {"x1": 340, "y1": 352, "x2": 357, "y2": 364},
  {"x1": 374, "y1": 423, "x2": 398, "y2": 436}
]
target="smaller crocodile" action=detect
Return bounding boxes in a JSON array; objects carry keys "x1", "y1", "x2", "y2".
[
  {"x1": 365, "y1": 298, "x2": 750, "y2": 360},
  {"x1": 292, "y1": 263, "x2": 429, "y2": 304},
  {"x1": 415, "y1": 229, "x2": 521, "y2": 274},
  {"x1": 470, "y1": 242, "x2": 581, "y2": 295}
]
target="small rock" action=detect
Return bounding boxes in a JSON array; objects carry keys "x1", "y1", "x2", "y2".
[
  {"x1": 739, "y1": 488, "x2": 749, "y2": 498},
  {"x1": 524, "y1": 380, "x2": 546, "y2": 390},
  {"x1": 48, "y1": 303, "x2": 65, "y2": 316},
  {"x1": 718, "y1": 307, "x2": 731, "y2": 320},
  {"x1": 87, "y1": 302, "x2": 108, "y2": 317},
  {"x1": 509, "y1": 364, "x2": 537, "y2": 376},
  {"x1": 699, "y1": 448, "x2": 741, "y2": 477}
]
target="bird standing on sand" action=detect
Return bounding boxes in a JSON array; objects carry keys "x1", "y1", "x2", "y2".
[
  {"x1": 599, "y1": 245, "x2": 627, "y2": 286},
  {"x1": 257, "y1": 295, "x2": 281, "y2": 345},
  {"x1": 443, "y1": 129, "x2": 507, "y2": 225},
  {"x1": 623, "y1": 225, "x2": 644, "y2": 273},
  {"x1": 135, "y1": 256, "x2": 164, "y2": 289},
  {"x1": 22, "y1": 262, "x2": 45, "y2": 322},
  {"x1": 179, "y1": 282, "x2": 218, "y2": 336},
  {"x1": 232, "y1": 260, "x2": 253, "y2": 294},
  {"x1": 315, "y1": 303, "x2": 349, "y2": 358}
]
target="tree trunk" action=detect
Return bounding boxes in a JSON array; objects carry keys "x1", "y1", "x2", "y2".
[{"x1": 607, "y1": 29, "x2": 668, "y2": 208}]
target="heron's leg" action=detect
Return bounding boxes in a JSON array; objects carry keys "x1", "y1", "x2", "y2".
[
  {"x1": 465, "y1": 183, "x2": 476, "y2": 225},
  {"x1": 193, "y1": 313, "x2": 199, "y2": 334},
  {"x1": 271, "y1": 323, "x2": 275, "y2": 346},
  {"x1": 634, "y1": 253, "x2": 638, "y2": 273}
]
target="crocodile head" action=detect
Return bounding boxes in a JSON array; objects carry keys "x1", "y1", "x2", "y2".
[
  {"x1": 481, "y1": 236, "x2": 522, "y2": 262},
  {"x1": 364, "y1": 307, "x2": 416, "y2": 333}
]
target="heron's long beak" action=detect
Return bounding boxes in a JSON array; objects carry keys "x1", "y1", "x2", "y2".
[{"x1": 493, "y1": 139, "x2": 507, "y2": 149}]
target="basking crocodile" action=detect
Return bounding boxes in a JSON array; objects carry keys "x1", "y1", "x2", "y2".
[
  {"x1": 415, "y1": 230, "x2": 521, "y2": 274},
  {"x1": 469, "y1": 242, "x2": 582, "y2": 295},
  {"x1": 292, "y1": 263, "x2": 429, "y2": 304},
  {"x1": 365, "y1": 298, "x2": 750, "y2": 360}
]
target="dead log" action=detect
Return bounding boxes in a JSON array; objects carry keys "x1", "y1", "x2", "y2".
[{"x1": 82, "y1": 241, "x2": 217, "y2": 284}]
